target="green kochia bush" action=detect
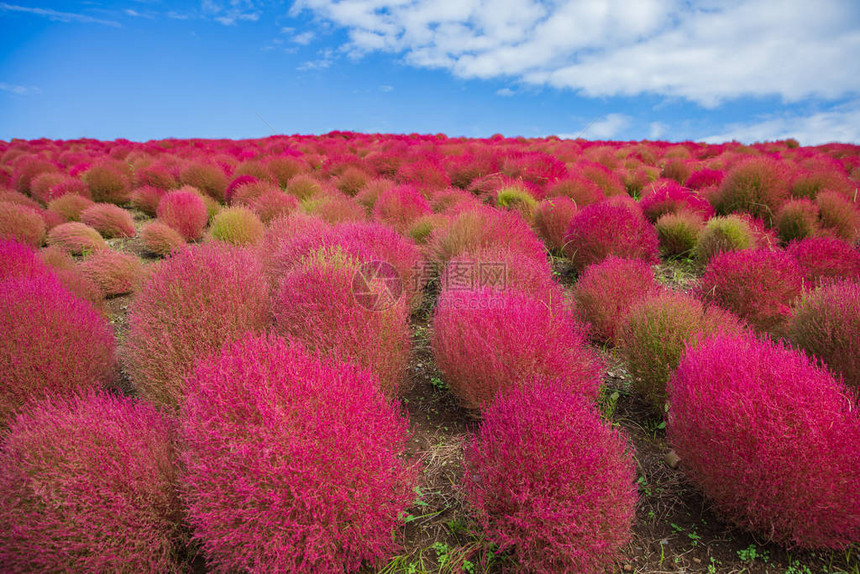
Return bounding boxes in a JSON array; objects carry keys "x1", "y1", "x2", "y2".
[
  {"x1": 181, "y1": 333, "x2": 418, "y2": 573},
  {"x1": 668, "y1": 334, "x2": 860, "y2": 549},
  {"x1": 0, "y1": 392, "x2": 186, "y2": 572},
  {"x1": 463, "y1": 383, "x2": 637, "y2": 573}
]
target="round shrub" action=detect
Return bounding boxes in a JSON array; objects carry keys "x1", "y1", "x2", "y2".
[
  {"x1": 787, "y1": 236, "x2": 860, "y2": 285},
  {"x1": 714, "y1": 157, "x2": 790, "y2": 224},
  {"x1": 373, "y1": 184, "x2": 432, "y2": 232},
  {"x1": 533, "y1": 196, "x2": 578, "y2": 252},
  {"x1": 564, "y1": 200, "x2": 659, "y2": 271},
  {"x1": 28, "y1": 171, "x2": 67, "y2": 203},
  {"x1": 0, "y1": 276, "x2": 115, "y2": 426},
  {"x1": 47, "y1": 193, "x2": 94, "y2": 222},
  {"x1": 355, "y1": 177, "x2": 395, "y2": 211},
  {"x1": 156, "y1": 189, "x2": 209, "y2": 242},
  {"x1": 266, "y1": 155, "x2": 309, "y2": 187},
  {"x1": 82, "y1": 161, "x2": 131, "y2": 204},
  {"x1": 495, "y1": 184, "x2": 538, "y2": 219},
  {"x1": 656, "y1": 210, "x2": 703, "y2": 258},
  {"x1": 335, "y1": 165, "x2": 371, "y2": 196},
  {"x1": 694, "y1": 214, "x2": 755, "y2": 264},
  {"x1": 130, "y1": 185, "x2": 167, "y2": 216},
  {"x1": 463, "y1": 383, "x2": 637, "y2": 573},
  {"x1": 0, "y1": 201, "x2": 45, "y2": 246},
  {"x1": 0, "y1": 392, "x2": 186, "y2": 572},
  {"x1": 0, "y1": 239, "x2": 52, "y2": 280},
  {"x1": 46, "y1": 222, "x2": 107, "y2": 255},
  {"x1": 667, "y1": 334, "x2": 860, "y2": 549},
  {"x1": 775, "y1": 198, "x2": 819, "y2": 242},
  {"x1": 248, "y1": 190, "x2": 298, "y2": 223},
  {"x1": 789, "y1": 279, "x2": 860, "y2": 392},
  {"x1": 80, "y1": 203, "x2": 136, "y2": 238},
  {"x1": 699, "y1": 248, "x2": 804, "y2": 333},
  {"x1": 179, "y1": 161, "x2": 227, "y2": 202},
  {"x1": 303, "y1": 192, "x2": 366, "y2": 223},
  {"x1": 619, "y1": 291, "x2": 746, "y2": 413},
  {"x1": 124, "y1": 244, "x2": 269, "y2": 410},
  {"x1": 272, "y1": 248, "x2": 410, "y2": 396},
  {"x1": 181, "y1": 333, "x2": 417, "y2": 573},
  {"x1": 572, "y1": 257, "x2": 661, "y2": 344},
  {"x1": 230, "y1": 179, "x2": 278, "y2": 206},
  {"x1": 209, "y1": 206, "x2": 264, "y2": 246},
  {"x1": 817, "y1": 190, "x2": 860, "y2": 243},
  {"x1": 286, "y1": 173, "x2": 323, "y2": 200},
  {"x1": 141, "y1": 221, "x2": 186, "y2": 257},
  {"x1": 432, "y1": 287, "x2": 603, "y2": 409},
  {"x1": 686, "y1": 167, "x2": 724, "y2": 190},
  {"x1": 639, "y1": 180, "x2": 713, "y2": 222},
  {"x1": 544, "y1": 175, "x2": 604, "y2": 207},
  {"x1": 78, "y1": 249, "x2": 144, "y2": 296}
]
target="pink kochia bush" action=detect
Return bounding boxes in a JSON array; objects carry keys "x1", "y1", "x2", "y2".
[
  {"x1": 272, "y1": 248, "x2": 410, "y2": 396},
  {"x1": 463, "y1": 383, "x2": 637, "y2": 573},
  {"x1": 180, "y1": 334, "x2": 418, "y2": 573},
  {"x1": 667, "y1": 334, "x2": 860, "y2": 549},
  {"x1": 787, "y1": 236, "x2": 860, "y2": 285},
  {"x1": 46, "y1": 222, "x2": 107, "y2": 255},
  {"x1": 699, "y1": 248, "x2": 804, "y2": 334},
  {"x1": 0, "y1": 276, "x2": 115, "y2": 426},
  {"x1": 80, "y1": 202, "x2": 136, "y2": 238},
  {"x1": 789, "y1": 279, "x2": 860, "y2": 392},
  {"x1": 156, "y1": 189, "x2": 209, "y2": 241},
  {"x1": 141, "y1": 221, "x2": 187, "y2": 256},
  {"x1": 124, "y1": 244, "x2": 269, "y2": 410},
  {"x1": 372, "y1": 184, "x2": 432, "y2": 232},
  {"x1": 0, "y1": 393, "x2": 186, "y2": 572},
  {"x1": 572, "y1": 257, "x2": 661, "y2": 344},
  {"x1": 0, "y1": 201, "x2": 46, "y2": 246},
  {"x1": 432, "y1": 287, "x2": 603, "y2": 409},
  {"x1": 0, "y1": 239, "x2": 52, "y2": 281},
  {"x1": 78, "y1": 249, "x2": 144, "y2": 296},
  {"x1": 564, "y1": 200, "x2": 659, "y2": 271}
]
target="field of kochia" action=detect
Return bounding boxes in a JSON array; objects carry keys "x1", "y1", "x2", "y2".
[{"x1": 0, "y1": 132, "x2": 858, "y2": 573}]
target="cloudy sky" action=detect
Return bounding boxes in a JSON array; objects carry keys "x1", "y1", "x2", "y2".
[{"x1": 1, "y1": 0, "x2": 859, "y2": 143}]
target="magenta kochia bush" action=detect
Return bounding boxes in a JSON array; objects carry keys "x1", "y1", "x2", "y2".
[
  {"x1": 572, "y1": 257, "x2": 661, "y2": 345},
  {"x1": 432, "y1": 287, "x2": 603, "y2": 409},
  {"x1": 463, "y1": 383, "x2": 637, "y2": 573},
  {"x1": 0, "y1": 276, "x2": 116, "y2": 426},
  {"x1": 667, "y1": 334, "x2": 860, "y2": 549},
  {"x1": 787, "y1": 236, "x2": 860, "y2": 285},
  {"x1": 0, "y1": 239, "x2": 52, "y2": 281},
  {"x1": 564, "y1": 200, "x2": 659, "y2": 271},
  {"x1": 699, "y1": 248, "x2": 804, "y2": 334},
  {"x1": 124, "y1": 244, "x2": 269, "y2": 410},
  {"x1": 0, "y1": 393, "x2": 186, "y2": 572},
  {"x1": 180, "y1": 333, "x2": 418, "y2": 573},
  {"x1": 789, "y1": 279, "x2": 860, "y2": 392},
  {"x1": 156, "y1": 189, "x2": 209, "y2": 242}
]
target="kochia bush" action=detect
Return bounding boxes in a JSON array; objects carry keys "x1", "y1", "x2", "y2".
[
  {"x1": 124, "y1": 244, "x2": 269, "y2": 410},
  {"x1": 699, "y1": 249, "x2": 804, "y2": 334},
  {"x1": 789, "y1": 279, "x2": 860, "y2": 392},
  {"x1": 655, "y1": 211, "x2": 704, "y2": 258},
  {"x1": 47, "y1": 193, "x2": 94, "y2": 222},
  {"x1": 667, "y1": 334, "x2": 860, "y2": 549},
  {"x1": 816, "y1": 190, "x2": 860, "y2": 242},
  {"x1": 0, "y1": 201, "x2": 45, "y2": 246},
  {"x1": 180, "y1": 333, "x2": 417, "y2": 573},
  {"x1": 80, "y1": 203, "x2": 136, "y2": 238},
  {"x1": 774, "y1": 198, "x2": 819, "y2": 242},
  {"x1": 78, "y1": 249, "x2": 144, "y2": 296},
  {"x1": 208, "y1": 206, "x2": 264, "y2": 246},
  {"x1": 432, "y1": 287, "x2": 603, "y2": 409},
  {"x1": 787, "y1": 236, "x2": 860, "y2": 285},
  {"x1": 141, "y1": 222, "x2": 186, "y2": 257},
  {"x1": 372, "y1": 184, "x2": 432, "y2": 233},
  {"x1": 179, "y1": 161, "x2": 227, "y2": 202},
  {"x1": 0, "y1": 276, "x2": 115, "y2": 426},
  {"x1": 713, "y1": 157, "x2": 790, "y2": 224},
  {"x1": 463, "y1": 383, "x2": 637, "y2": 573},
  {"x1": 533, "y1": 196, "x2": 578, "y2": 252},
  {"x1": 0, "y1": 239, "x2": 52, "y2": 281},
  {"x1": 156, "y1": 189, "x2": 209, "y2": 242},
  {"x1": 46, "y1": 222, "x2": 107, "y2": 255},
  {"x1": 0, "y1": 393, "x2": 186, "y2": 572},
  {"x1": 564, "y1": 200, "x2": 659, "y2": 271},
  {"x1": 694, "y1": 214, "x2": 755, "y2": 264}
]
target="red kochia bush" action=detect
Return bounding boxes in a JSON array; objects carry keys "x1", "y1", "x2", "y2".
[
  {"x1": 272, "y1": 249, "x2": 410, "y2": 396},
  {"x1": 78, "y1": 250, "x2": 144, "y2": 296},
  {"x1": 0, "y1": 276, "x2": 115, "y2": 426},
  {"x1": 533, "y1": 196, "x2": 578, "y2": 252},
  {"x1": 0, "y1": 201, "x2": 46, "y2": 246},
  {"x1": 667, "y1": 334, "x2": 860, "y2": 549},
  {"x1": 0, "y1": 239, "x2": 52, "y2": 280},
  {"x1": 373, "y1": 184, "x2": 432, "y2": 232},
  {"x1": 179, "y1": 161, "x2": 228, "y2": 202},
  {"x1": 789, "y1": 279, "x2": 860, "y2": 392},
  {"x1": 141, "y1": 222, "x2": 186, "y2": 257},
  {"x1": 787, "y1": 236, "x2": 860, "y2": 285},
  {"x1": 130, "y1": 185, "x2": 167, "y2": 216},
  {"x1": 463, "y1": 383, "x2": 637, "y2": 573},
  {"x1": 80, "y1": 203, "x2": 136, "y2": 238},
  {"x1": 124, "y1": 244, "x2": 269, "y2": 410},
  {"x1": 181, "y1": 333, "x2": 417, "y2": 573},
  {"x1": 156, "y1": 189, "x2": 209, "y2": 241},
  {"x1": 48, "y1": 193, "x2": 94, "y2": 221},
  {"x1": 564, "y1": 200, "x2": 660, "y2": 271},
  {"x1": 432, "y1": 287, "x2": 603, "y2": 409},
  {"x1": 46, "y1": 222, "x2": 107, "y2": 255},
  {"x1": 82, "y1": 161, "x2": 131, "y2": 204},
  {"x1": 572, "y1": 257, "x2": 661, "y2": 344},
  {"x1": 699, "y1": 249, "x2": 804, "y2": 333},
  {"x1": 0, "y1": 393, "x2": 186, "y2": 572},
  {"x1": 639, "y1": 180, "x2": 714, "y2": 222}
]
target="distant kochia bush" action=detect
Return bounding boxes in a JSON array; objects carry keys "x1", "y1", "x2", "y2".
[
  {"x1": 564, "y1": 200, "x2": 659, "y2": 271},
  {"x1": 432, "y1": 287, "x2": 603, "y2": 409},
  {"x1": 0, "y1": 392, "x2": 186, "y2": 572},
  {"x1": 667, "y1": 334, "x2": 860, "y2": 549},
  {"x1": 181, "y1": 333, "x2": 417, "y2": 573},
  {"x1": 156, "y1": 189, "x2": 209, "y2": 242},
  {"x1": 463, "y1": 383, "x2": 637, "y2": 573},
  {"x1": 124, "y1": 244, "x2": 269, "y2": 410}
]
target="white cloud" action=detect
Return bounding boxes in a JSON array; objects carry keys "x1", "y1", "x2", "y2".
[
  {"x1": 0, "y1": 2, "x2": 121, "y2": 26},
  {"x1": 496, "y1": 87, "x2": 515, "y2": 96},
  {"x1": 202, "y1": 0, "x2": 260, "y2": 25},
  {"x1": 649, "y1": 121, "x2": 667, "y2": 140},
  {"x1": 702, "y1": 104, "x2": 860, "y2": 145},
  {"x1": 292, "y1": 30, "x2": 315, "y2": 44},
  {"x1": 583, "y1": 113, "x2": 631, "y2": 139},
  {"x1": 298, "y1": 48, "x2": 335, "y2": 71},
  {"x1": 292, "y1": 0, "x2": 860, "y2": 107},
  {"x1": 0, "y1": 82, "x2": 41, "y2": 95}
]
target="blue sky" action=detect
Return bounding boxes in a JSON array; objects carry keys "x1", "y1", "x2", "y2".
[{"x1": 1, "y1": 0, "x2": 859, "y2": 144}]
